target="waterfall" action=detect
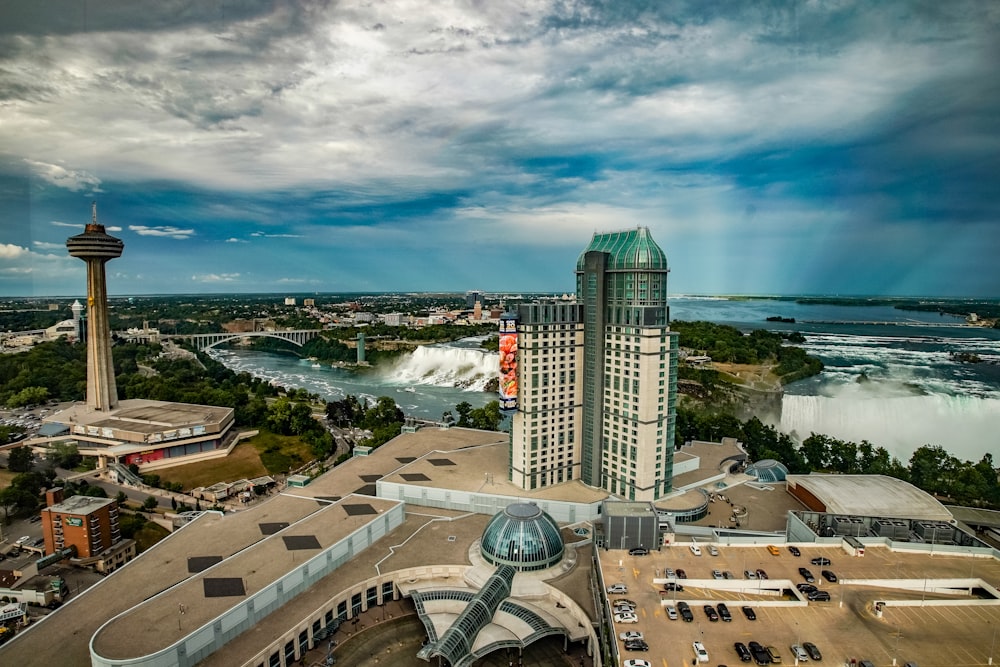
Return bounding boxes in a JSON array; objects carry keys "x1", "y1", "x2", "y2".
[
  {"x1": 781, "y1": 391, "x2": 1000, "y2": 463},
  {"x1": 379, "y1": 343, "x2": 497, "y2": 391}
]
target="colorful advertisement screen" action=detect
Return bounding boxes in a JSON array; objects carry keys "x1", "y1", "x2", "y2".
[{"x1": 498, "y1": 317, "x2": 519, "y2": 411}]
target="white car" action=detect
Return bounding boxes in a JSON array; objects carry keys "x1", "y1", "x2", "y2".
[
  {"x1": 791, "y1": 644, "x2": 810, "y2": 662},
  {"x1": 666, "y1": 605, "x2": 678, "y2": 620},
  {"x1": 614, "y1": 612, "x2": 639, "y2": 624},
  {"x1": 620, "y1": 631, "x2": 644, "y2": 642},
  {"x1": 16, "y1": 536, "x2": 31, "y2": 544},
  {"x1": 712, "y1": 569, "x2": 724, "y2": 579},
  {"x1": 664, "y1": 567, "x2": 675, "y2": 578},
  {"x1": 689, "y1": 544, "x2": 702, "y2": 556},
  {"x1": 693, "y1": 640, "x2": 709, "y2": 663},
  {"x1": 623, "y1": 660, "x2": 652, "y2": 667},
  {"x1": 607, "y1": 583, "x2": 628, "y2": 594},
  {"x1": 708, "y1": 545, "x2": 720, "y2": 556}
]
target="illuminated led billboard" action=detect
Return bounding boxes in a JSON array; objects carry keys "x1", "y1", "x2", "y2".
[{"x1": 498, "y1": 316, "x2": 519, "y2": 411}]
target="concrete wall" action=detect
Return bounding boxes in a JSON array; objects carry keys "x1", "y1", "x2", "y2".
[{"x1": 377, "y1": 480, "x2": 602, "y2": 523}]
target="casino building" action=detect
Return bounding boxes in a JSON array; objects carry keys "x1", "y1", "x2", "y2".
[{"x1": 507, "y1": 228, "x2": 679, "y2": 500}]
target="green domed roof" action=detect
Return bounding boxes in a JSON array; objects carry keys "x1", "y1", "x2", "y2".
[{"x1": 576, "y1": 227, "x2": 668, "y2": 272}]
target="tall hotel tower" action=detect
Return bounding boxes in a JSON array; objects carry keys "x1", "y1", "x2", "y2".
[
  {"x1": 507, "y1": 228, "x2": 678, "y2": 501},
  {"x1": 67, "y1": 203, "x2": 124, "y2": 411}
]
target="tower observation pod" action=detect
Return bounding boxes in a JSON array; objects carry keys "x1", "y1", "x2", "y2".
[{"x1": 66, "y1": 202, "x2": 124, "y2": 411}]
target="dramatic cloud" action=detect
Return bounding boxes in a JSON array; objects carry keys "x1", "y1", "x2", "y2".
[
  {"x1": 0, "y1": 243, "x2": 29, "y2": 259},
  {"x1": 0, "y1": 0, "x2": 997, "y2": 295}
]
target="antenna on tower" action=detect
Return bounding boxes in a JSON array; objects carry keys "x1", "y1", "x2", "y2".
[{"x1": 92, "y1": 201, "x2": 98, "y2": 224}]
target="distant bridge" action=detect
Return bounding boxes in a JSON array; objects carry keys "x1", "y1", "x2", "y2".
[
  {"x1": 800, "y1": 320, "x2": 978, "y2": 328},
  {"x1": 164, "y1": 329, "x2": 324, "y2": 351}
]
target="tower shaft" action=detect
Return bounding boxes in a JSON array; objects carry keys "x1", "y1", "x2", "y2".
[{"x1": 84, "y1": 257, "x2": 119, "y2": 411}]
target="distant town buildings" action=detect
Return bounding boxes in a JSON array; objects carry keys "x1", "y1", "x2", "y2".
[{"x1": 508, "y1": 228, "x2": 678, "y2": 500}]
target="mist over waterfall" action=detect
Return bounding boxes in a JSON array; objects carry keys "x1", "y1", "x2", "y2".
[
  {"x1": 380, "y1": 344, "x2": 497, "y2": 391},
  {"x1": 781, "y1": 390, "x2": 1000, "y2": 463}
]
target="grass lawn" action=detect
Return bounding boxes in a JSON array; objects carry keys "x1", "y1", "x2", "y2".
[
  {"x1": 0, "y1": 468, "x2": 17, "y2": 490},
  {"x1": 153, "y1": 430, "x2": 313, "y2": 491},
  {"x1": 134, "y1": 521, "x2": 171, "y2": 552}
]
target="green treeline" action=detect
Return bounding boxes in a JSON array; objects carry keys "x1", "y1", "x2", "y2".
[
  {"x1": 671, "y1": 320, "x2": 823, "y2": 382},
  {"x1": 677, "y1": 407, "x2": 1000, "y2": 509}
]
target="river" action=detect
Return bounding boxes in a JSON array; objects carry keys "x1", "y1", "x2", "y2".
[{"x1": 206, "y1": 297, "x2": 1000, "y2": 463}]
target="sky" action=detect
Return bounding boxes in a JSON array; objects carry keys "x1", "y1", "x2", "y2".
[{"x1": 1, "y1": 0, "x2": 999, "y2": 297}]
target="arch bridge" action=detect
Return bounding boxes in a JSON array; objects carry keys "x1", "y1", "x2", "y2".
[{"x1": 164, "y1": 329, "x2": 323, "y2": 351}]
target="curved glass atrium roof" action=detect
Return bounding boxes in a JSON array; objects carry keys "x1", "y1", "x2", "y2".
[
  {"x1": 745, "y1": 459, "x2": 789, "y2": 483},
  {"x1": 575, "y1": 227, "x2": 669, "y2": 272},
  {"x1": 480, "y1": 503, "x2": 564, "y2": 572}
]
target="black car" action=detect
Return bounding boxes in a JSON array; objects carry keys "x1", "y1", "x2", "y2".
[
  {"x1": 735, "y1": 642, "x2": 753, "y2": 662},
  {"x1": 663, "y1": 582, "x2": 684, "y2": 591},
  {"x1": 717, "y1": 603, "x2": 732, "y2": 622},
  {"x1": 808, "y1": 590, "x2": 831, "y2": 602},
  {"x1": 798, "y1": 567, "x2": 815, "y2": 583},
  {"x1": 629, "y1": 547, "x2": 649, "y2": 556},
  {"x1": 803, "y1": 642, "x2": 822, "y2": 660},
  {"x1": 756, "y1": 568, "x2": 768, "y2": 580},
  {"x1": 788, "y1": 546, "x2": 801, "y2": 556},
  {"x1": 676, "y1": 568, "x2": 687, "y2": 579},
  {"x1": 677, "y1": 601, "x2": 694, "y2": 622},
  {"x1": 810, "y1": 557, "x2": 832, "y2": 566},
  {"x1": 624, "y1": 640, "x2": 649, "y2": 651},
  {"x1": 742, "y1": 605, "x2": 757, "y2": 620},
  {"x1": 797, "y1": 583, "x2": 818, "y2": 593},
  {"x1": 822, "y1": 569, "x2": 838, "y2": 582},
  {"x1": 749, "y1": 641, "x2": 772, "y2": 665},
  {"x1": 703, "y1": 604, "x2": 719, "y2": 621}
]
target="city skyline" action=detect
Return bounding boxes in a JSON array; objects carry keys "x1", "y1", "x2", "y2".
[{"x1": 2, "y1": 1, "x2": 999, "y2": 297}]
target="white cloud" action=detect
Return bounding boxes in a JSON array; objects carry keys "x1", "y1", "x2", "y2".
[
  {"x1": 225, "y1": 237, "x2": 246, "y2": 243},
  {"x1": 191, "y1": 273, "x2": 240, "y2": 282},
  {"x1": 32, "y1": 241, "x2": 64, "y2": 250},
  {"x1": 250, "y1": 232, "x2": 303, "y2": 238},
  {"x1": 0, "y1": 244, "x2": 30, "y2": 259},
  {"x1": 129, "y1": 225, "x2": 195, "y2": 239},
  {"x1": 50, "y1": 220, "x2": 81, "y2": 228},
  {"x1": 24, "y1": 159, "x2": 103, "y2": 192}
]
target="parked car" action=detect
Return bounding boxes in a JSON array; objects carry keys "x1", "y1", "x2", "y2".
[
  {"x1": 708, "y1": 545, "x2": 720, "y2": 556},
  {"x1": 788, "y1": 545, "x2": 801, "y2": 556},
  {"x1": 717, "y1": 602, "x2": 732, "y2": 621},
  {"x1": 766, "y1": 545, "x2": 781, "y2": 555},
  {"x1": 797, "y1": 583, "x2": 818, "y2": 594},
  {"x1": 664, "y1": 567, "x2": 676, "y2": 578},
  {"x1": 712, "y1": 569, "x2": 724, "y2": 579},
  {"x1": 767, "y1": 645, "x2": 783, "y2": 664},
  {"x1": 803, "y1": 642, "x2": 822, "y2": 660},
  {"x1": 822, "y1": 570, "x2": 838, "y2": 582},
  {"x1": 723, "y1": 570, "x2": 735, "y2": 579},
  {"x1": 690, "y1": 544, "x2": 702, "y2": 556},
  {"x1": 608, "y1": 583, "x2": 629, "y2": 594},
  {"x1": 756, "y1": 568, "x2": 768, "y2": 579},
  {"x1": 614, "y1": 599, "x2": 637, "y2": 607},
  {"x1": 798, "y1": 567, "x2": 815, "y2": 583},
  {"x1": 735, "y1": 642, "x2": 753, "y2": 662},
  {"x1": 693, "y1": 641, "x2": 709, "y2": 663},
  {"x1": 663, "y1": 582, "x2": 684, "y2": 591},
  {"x1": 744, "y1": 569, "x2": 758, "y2": 579},
  {"x1": 749, "y1": 641, "x2": 772, "y2": 665},
  {"x1": 614, "y1": 612, "x2": 639, "y2": 623},
  {"x1": 742, "y1": 606, "x2": 757, "y2": 620},
  {"x1": 703, "y1": 604, "x2": 719, "y2": 621},
  {"x1": 623, "y1": 661, "x2": 652, "y2": 667},
  {"x1": 808, "y1": 590, "x2": 831, "y2": 602},
  {"x1": 620, "y1": 631, "x2": 644, "y2": 642},
  {"x1": 810, "y1": 557, "x2": 832, "y2": 566},
  {"x1": 677, "y1": 601, "x2": 694, "y2": 622},
  {"x1": 666, "y1": 605, "x2": 678, "y2": 620},
  {"x1": 791, "y1": 644, "x2": 809, "y2": 662},
  {"x1": 624, "y1": 640, "x2": 649, "y2": 651},
  {"x1": 628, "y1": 547, "x2": 649, "y2": 556},
  {"x1": 676, "y1": 568, "x2": 688, "y2": 579}
]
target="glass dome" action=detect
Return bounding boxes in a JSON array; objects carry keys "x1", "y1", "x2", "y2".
[
  {"x1": 745, "y1": 459, "x2": 789, "y2": 483},
  {"x1": 480, "y1": 503, "x2": 564, "y2": 572}
]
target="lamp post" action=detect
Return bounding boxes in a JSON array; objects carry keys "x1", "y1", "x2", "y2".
[{"x1": 990, "y1": 622, "x2": 996, "y2": 666}]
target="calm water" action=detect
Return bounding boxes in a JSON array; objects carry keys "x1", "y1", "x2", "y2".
[{"x1": 208, "y1": 297, "x2": 1000, "y2": 462}]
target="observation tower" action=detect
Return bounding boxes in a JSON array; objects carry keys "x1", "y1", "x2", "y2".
[{"x1": 66, "y1": 202, "x2": 124, "y2": 411}]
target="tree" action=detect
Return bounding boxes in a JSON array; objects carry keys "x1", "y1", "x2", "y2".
[
  {"x1": 7, "y1": 446, "x2": 34, "y2": 473},
  {"x1": 47, "y1": 442, "x2": 83, "y2": 470},
  {"x1": 908, "y1": 445, "x2": 951, "y2": 494},
  {"x1": 5, "y1": 385, "x2": 50, "y2": 408},
  {"x1": 143, "y1": 495, "x2": 158, "y2": 511},
  {"x1": 455, "y1": 401, "x2": 473, "y2": 427},
  {"x1": 800, "y1": 434, "x2": 831, "y2": 470},
  {"x1": 116, "y1": 491, "x2": 128, "y2": 505}
]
